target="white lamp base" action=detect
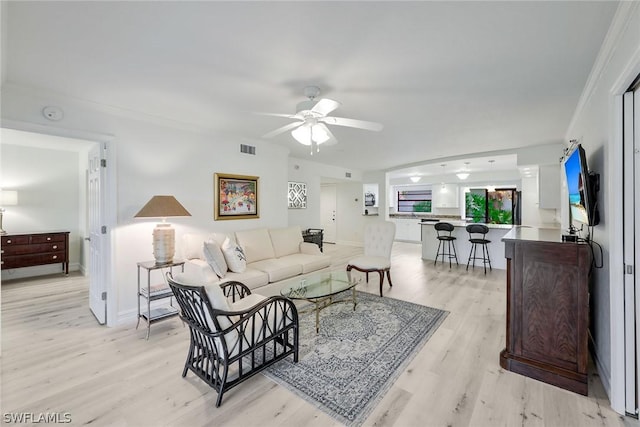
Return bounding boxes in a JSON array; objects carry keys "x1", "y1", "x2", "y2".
[
  {"x1": 152, "y1": 223, "x2": 175, "y2": 264},
  {"x1": 0, "y1": 209, "x2": 6, "y2": 235}
]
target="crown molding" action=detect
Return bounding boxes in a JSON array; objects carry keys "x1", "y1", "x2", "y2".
[{"x1": 566, "y1": 1, "x2": 640, "y2": 139}]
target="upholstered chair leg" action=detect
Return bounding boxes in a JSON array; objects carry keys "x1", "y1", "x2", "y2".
[
  {"x1": 386, "y1": 269, "x2": 393, "y2": 287},
  {"x1": 378, "y1": 271, "x2": 384, "y2": 296},
  {"x1": 366, "y1": 272, "x2": 369, "y2": 283}
]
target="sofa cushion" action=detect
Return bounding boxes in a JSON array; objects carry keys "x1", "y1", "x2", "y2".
[
  {"x1": 203, "y1": 241, "x2": 227, "y2": 278},
  {"x1": 235, "y1": 228, "x2": 275, "y2": 263},
  {"x1": 279, "y1": 253, "x2": 331, "y2": 274},
  {"x1": 221, "y1": 237, "x2": 247, "y2": 273},
  {"x1": 248, "y1": 259, "x2": 302, "y2": 283},
  {"x1": 219, "y1": 269, "x2": 269, "y2": 291},
  {"x1": 269, "y1": 226, "x2": 303, "y2": 258},
  {"x1": 300, "y1": 241, "x2": 322, "y2": 255}
]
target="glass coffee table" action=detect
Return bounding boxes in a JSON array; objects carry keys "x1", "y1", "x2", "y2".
[{"x1": 280, "y1": 270, "x2": 359, "y2": 333}]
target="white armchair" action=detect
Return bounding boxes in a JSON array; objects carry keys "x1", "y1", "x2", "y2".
[{"x1": 346, "y1": 220, "x2": 396, "y2": 297}]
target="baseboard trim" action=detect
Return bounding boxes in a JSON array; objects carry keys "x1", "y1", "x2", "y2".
[
  {"x1": 589, "y1": 333, "x2": 612, "y2": 400},
  {"x1": 1, "y1": 262, "x2": 81, "y2": 281}
]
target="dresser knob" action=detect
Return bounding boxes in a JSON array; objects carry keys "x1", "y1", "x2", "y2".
[
  {"x1": 6, "y1": 240, "x2": 11, "y2": 244},
  {"x1": 53, "y1": 245, "x2": 58, "y2": 249},
  {"x1": 47, "y1": 237, "x2": 52, "y2": 241},
  {"x1": 52, "y1": 255, "x2": 58, "y2": 259}
]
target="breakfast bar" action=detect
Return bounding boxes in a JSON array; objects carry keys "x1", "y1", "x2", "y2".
[{"x1": 420, "y1": 220, "x2": 513, "y2": 269}]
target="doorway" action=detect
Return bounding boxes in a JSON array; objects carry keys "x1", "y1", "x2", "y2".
[
  {"x1": 0, "y1": 127, "x2": 114, "y2": 326},
  {"x1": 622, "y1": 78, "x2": 640, "y2": 417},
  {"x1": 320, "y1": 184, "x2": 337, "y2": 244}
]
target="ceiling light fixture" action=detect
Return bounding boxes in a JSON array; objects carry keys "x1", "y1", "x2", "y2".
[
  {"x1": 291, "y1": 121, "x2": 330, "y2": 155},
  {"x1": 410, "y1": 176, "x2": 421, "y2": 183},
  {"x1": 456, "y1": 161, "x2": 470, "y2": 180}
]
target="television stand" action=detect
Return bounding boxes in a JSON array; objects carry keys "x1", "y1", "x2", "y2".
[{"x1": 501, "y1": 227, "x2": 591, "y2": 395}]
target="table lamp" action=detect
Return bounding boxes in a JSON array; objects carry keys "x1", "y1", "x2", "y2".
[
  {"x1": 0, "y1": 190, "x2": 19, "y2": 235},
  {"x1": 134, "y1": 195, "x2": 191, "y2": 264}
]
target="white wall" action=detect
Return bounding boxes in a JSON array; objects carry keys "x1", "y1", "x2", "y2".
[
  {"x1": 1, "y1": 85, "x2": 291, "y2": 324},
  {"x1": 0, "y1": 142, "x2": 84, "y2": 280},
  {"x1": 520, "y1": 174, "x2": 558, "y2": 226},
  {"x1": 563, "y1": 2, "x2": 640, "y2": 412}
]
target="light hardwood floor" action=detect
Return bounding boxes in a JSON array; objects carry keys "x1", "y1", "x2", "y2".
[{"x1": 1, "y1": 242, "x2": 636, "y2": 427}]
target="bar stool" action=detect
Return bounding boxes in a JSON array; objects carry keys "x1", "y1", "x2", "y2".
[
  {"x1": 466, "y1": 224, "x2": 492, "y2": 273},
  {"x1": 434, "y1": 222, "x2": 458, "y2": 268}
]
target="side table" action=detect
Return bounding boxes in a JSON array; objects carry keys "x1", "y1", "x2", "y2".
[{"x1": 136, "y1": 259, "x2": 185, "y2": 339}]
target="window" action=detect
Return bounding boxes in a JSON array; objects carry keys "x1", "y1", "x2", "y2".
[
  {"x1": 465, "y1": 188, "x2": 517, "y2": 224},
  {"x1": 397, "y1": 190, "x2": 432, "y2": 213}
]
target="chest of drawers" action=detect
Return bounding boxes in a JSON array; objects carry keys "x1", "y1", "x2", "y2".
[{"x1": 1, "y1": 231, "x2": 70, "y2": 274}]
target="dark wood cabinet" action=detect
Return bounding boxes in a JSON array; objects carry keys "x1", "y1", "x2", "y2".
[
  {"x1": 1, "y1": 231, "x2": 70, "y2": 274},
  {"x1": 500, "y1": 228, "x2": 590, "y2": 395}
]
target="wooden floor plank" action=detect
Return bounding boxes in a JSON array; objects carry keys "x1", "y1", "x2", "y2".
[{"x1": 1, "y1": 242, "x2": 635, "y2": 427}]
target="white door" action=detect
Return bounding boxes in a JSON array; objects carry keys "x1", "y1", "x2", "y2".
[
  {"x1": 622, "y1": 84, "x2": 639, "y2": 416},
  {"x1": 321, "y1": 184, "x2": 337, "y2": 244},
  {"x1": 88, "y1": 143, "x2": 106, "y2": 324}
]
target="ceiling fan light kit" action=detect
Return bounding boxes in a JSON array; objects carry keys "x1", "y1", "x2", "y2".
[
  {"x1": 291, "y1": 122, "x2": 330, "y2": 146},
  {"x1": 262, "y1": 86, "x2": 383, "y2": 153}
]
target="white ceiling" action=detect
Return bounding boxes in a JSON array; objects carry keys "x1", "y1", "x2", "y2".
[{"x1": 2, "y1": 1, "x2": 618, "y2": 174}]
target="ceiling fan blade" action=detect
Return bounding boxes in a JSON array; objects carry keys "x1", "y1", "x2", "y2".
[
  {"x1": 311, "y1": 98, "x2": 341, "y2": 116},
  {"x1": 320, "y1": 116, "x2": 383, "y2": 131},
  {"x1": 254, "y1": 112, "x2": 298, "y2": 119},
  {"x1": 262, "y1": 121, "x2": 303, "y2": 138},
  {"x1": 320, "y1": 123, "x2": 338, "y2": 146}
]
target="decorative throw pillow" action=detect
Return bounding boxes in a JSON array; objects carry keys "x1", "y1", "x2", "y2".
[
  {"x1": 203, "y1": 240, "x2": 227, "y2": 278},
  {"x1": 221, "y1": 237, "x2": 247, "y2": 273}
]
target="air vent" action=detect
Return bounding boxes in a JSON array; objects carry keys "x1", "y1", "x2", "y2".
[
  {"x1": 240, "y1": 144, "x2": 256, "y2": 155},
  {"x1": 345, "y1": 172, "x2": 352, "y2": 178}
]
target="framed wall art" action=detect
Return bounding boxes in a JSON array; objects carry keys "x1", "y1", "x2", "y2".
[
  {"x1": 288, "y1": 181, "x2": 307, "y2": 209},
  {"x1": 214, "y1": 173, "x2": 259, "y2": 220}
]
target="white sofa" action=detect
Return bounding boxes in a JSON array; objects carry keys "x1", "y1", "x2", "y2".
[{"x1": 181, "y1": 225, "x2": 331, "y2": 291}]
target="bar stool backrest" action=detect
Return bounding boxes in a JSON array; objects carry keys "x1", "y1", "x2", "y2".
[
  {"x1": 466, "y1": 224, "x2": 489, "y2": 241},
  {"x1": 435, "y1": 222, "x2": 454, "y2": 232},
  {"x1": 435, "y1": 222, "x2": 455, "y2": 239}
]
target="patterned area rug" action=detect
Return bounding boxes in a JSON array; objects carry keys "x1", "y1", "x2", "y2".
[{"x1": 264, "y1": 291, "x2": 448, "y2": 427}]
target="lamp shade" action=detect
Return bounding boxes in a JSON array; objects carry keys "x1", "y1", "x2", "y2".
[
  {"x1": 134, "y1": 195, "x2": 191, "y2": 218},
  {"x1": 1, "y1": 190, "x2": 18, "y2": 206},
  {"x1": 134, "y1": 195, "x2": 190, "y2": 264}
]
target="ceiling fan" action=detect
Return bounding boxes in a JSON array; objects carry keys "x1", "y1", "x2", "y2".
[{"x1": 261, "y1": 86, "x2": 383, "y2": 155}]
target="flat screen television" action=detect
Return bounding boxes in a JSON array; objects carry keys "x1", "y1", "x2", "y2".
[{"x1": 563, "y1": 144, "x2": 599, "y2": 226}]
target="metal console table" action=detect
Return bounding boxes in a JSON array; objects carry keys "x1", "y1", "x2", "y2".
[{"x1": 137, "y1": 259, "x2": 185, "y2": 339}]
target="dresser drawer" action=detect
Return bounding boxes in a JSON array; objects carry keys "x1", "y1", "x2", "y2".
[
  {"x1": 31, "y1": 234, "x2": 66, "y2": 244},
  {"x1": 2, "y1": 251, "x2": 67, "y2": 269},
  {"x1": 1, "y1": 236, "x2": 30, "y2": 245},
  {"x1": 1, "y1": 231, "x2": 70, "y2": 273},
  {"x1": 2, "y1": 242, "x2": 65, "y2": 256}
]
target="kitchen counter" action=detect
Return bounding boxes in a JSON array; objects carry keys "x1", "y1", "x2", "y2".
[
  {"x1": 420, "y1": 220, "x2": 514, "y2": 229},
  {"x1": 501, "y1": 226, "x2": 564, "y2": 243},
  {"x1": 421, "y1": 222, "x2": 515, "y2": 269}
]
